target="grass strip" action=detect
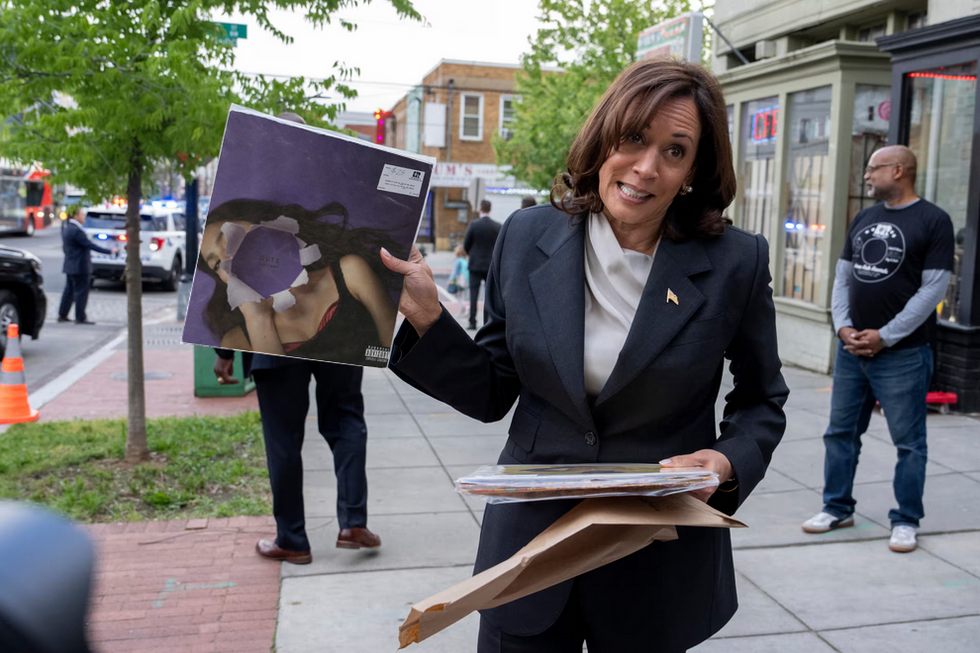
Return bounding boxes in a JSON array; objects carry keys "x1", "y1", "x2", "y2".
[{"x1": 0, "y1": 412, "x2": 271, "y2": 523}]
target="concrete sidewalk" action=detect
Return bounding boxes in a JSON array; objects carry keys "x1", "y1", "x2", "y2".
[
  {"x1": 275, "y1": 364, "x2": 980, "y2": 653},
  {"x1": 25, "y1": 308, "x2": 978, "y2": 651}
]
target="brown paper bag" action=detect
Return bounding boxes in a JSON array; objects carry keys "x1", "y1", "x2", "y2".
[{"x1": 398, "y1": 493, "x2": 745, "y2": 648}]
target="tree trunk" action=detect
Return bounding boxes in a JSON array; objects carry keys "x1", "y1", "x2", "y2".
[{"x1": 124, "y1": 157, "x2": 149, "y2": 463}]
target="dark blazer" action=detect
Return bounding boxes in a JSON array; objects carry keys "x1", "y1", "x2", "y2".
[
  {"x1": 62, "y1": 221, "x2": 113, "y2": 276},
  {"x1": 390, "y1": 204, "x2": 788, "y2": 650},
  {"x1": 463, "y1": 215, "x2": 502, "y2": 274}
]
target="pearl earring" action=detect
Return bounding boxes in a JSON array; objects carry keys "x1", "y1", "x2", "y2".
[{"x1": 679, "y1": 185, "x2": 693, "y2": 195}]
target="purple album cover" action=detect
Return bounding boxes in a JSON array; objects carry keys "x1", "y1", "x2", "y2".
[{"x1": 181, "y1": 105, "x2": 435, "y2": 367}]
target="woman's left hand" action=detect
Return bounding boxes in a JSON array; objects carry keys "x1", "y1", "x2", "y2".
[{"x1": 659, "y1": 449, "x2": 733, "y2": 503}]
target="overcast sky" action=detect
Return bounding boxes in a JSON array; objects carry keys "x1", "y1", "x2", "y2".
[{"x1": 215, "y1": 0, "x2": 545, "y2": 116}]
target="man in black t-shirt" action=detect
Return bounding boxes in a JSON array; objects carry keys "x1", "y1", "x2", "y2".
[{"x1": 802, "y1": 146, "x2": 954, "y2": 554}]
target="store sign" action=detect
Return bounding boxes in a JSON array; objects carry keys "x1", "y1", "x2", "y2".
[
  {"x1": 637, "y1": 12, "x2": 705, "y2": 62},
  {"x1": 752, "y1": 106, "x2": 779, "y2": 143},
  {"x1": 432, "y1": 163, "x2": 510, "y2": 187}
]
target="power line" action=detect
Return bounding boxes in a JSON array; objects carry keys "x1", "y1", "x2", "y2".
[{"x1": 232, "y1": 70, "x2": 527, "y2": 95}]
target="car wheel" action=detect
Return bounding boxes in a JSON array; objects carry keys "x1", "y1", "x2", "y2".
[
  {"x1": 23, "y1": 217, "x2": 35, "y2": 237},
  {"x1": 0, "y1": 290, "x2": 21, "y2": 359},
  {"x1": 162, "y1": 256, "x2": 180, "y2": 292}
]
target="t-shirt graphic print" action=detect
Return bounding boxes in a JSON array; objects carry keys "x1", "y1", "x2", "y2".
[
  {"x1": 851, "y1": 222, "x2": 905, "y2": 283},
  {"x1": 841, "y1": 199, "x2": 954, "y2": 349}
]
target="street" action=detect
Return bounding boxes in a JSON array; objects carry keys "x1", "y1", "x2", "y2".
[{"x1": 2, "y1": 225, "x2": 179, "y2": 394}]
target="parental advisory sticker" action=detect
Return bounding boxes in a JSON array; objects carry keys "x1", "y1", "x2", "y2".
[
  {"x1": 364, "y1": 346, "x2": 390, "y2": 364},
  {"x1": 377, "y1": 164, "x2": 425, "y2": 197}
]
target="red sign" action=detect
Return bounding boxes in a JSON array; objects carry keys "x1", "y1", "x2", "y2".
[
  {"x1": 878, "y1": 100, "x2": 890, "y2": 121},
  {"x1": 752, "y1": 107, "x2": 778, "y2": 143}
]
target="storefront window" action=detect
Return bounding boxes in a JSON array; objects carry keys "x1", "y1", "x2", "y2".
[
  {"x1": 907, "y1": 61, "x2": 977, "y2": 323},
  {"x1": 739, "y1": 97, "x2": 779, "y2": 236},
  {"x1": 848, "y1": 85, "x2": 891, "y2": 225},
  {"x1": 780, "y1": 87, "x2": 831, "y2": 302}
]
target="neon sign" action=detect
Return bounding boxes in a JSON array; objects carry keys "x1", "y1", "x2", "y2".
[
  {"x1": 752, "y1": 106, "x2": 778, "y2": 143},
  {"x1": 908, "y1": 72, "x2": 976, "y2": 81}
]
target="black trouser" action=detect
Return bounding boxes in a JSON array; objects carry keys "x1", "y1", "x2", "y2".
[
  {"x1": 253, "y1": 362, "x2": 367, "y2": 552},
  {"x1": 477, "y1": 582, "x2": 686, "y2": 652},
  {"x1": 58, "y1": 273, "x2": 91, "y2": 322},
  {"x1": 469, "y1": 270, "x2": 487, "y2": 328}
]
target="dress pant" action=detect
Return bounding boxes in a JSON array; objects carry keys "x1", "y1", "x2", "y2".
[
  {"x1": 822, "y1": 341, "x2": 933, "y2": 527},
  {"x1": 59, "y1": 273, "x2": 91, "y2": 322},
  {"x1": 477, "y1": 580, "x2": 686, "y2": 653},
  {"x1": 469, "y1": 270, "x2": 487, "y2": 328},
  {"x1": 253, "y1": 362, "x2": 367, "y2": 552}
]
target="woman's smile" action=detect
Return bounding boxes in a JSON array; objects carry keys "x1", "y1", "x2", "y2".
[{"x1": 616, "y1": 182, "x2": 654, "y2": 202}]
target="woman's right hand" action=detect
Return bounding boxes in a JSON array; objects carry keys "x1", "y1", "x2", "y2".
[{"x1": 381, "y1": 246, "x2": 442, "y2": 337}]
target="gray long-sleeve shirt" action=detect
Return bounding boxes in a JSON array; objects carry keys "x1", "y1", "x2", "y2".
[{"x1": 831, "y1": 260, "x2": 951, "y2": 348}]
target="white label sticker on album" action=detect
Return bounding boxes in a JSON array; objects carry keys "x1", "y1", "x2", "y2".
[{"x1": 378, "y1": 164, "x2": 425, "y2": 197}]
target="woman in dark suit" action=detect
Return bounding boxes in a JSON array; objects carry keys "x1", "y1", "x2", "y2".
[{"x1": 382, "y1": 58, "x2": 789, "y2": 653}]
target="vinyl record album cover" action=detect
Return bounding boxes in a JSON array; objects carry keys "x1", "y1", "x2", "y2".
[{"x1": 182, "y1": 106, "x2": 435, "y2": 367}]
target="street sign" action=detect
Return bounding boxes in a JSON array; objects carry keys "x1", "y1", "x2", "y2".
[
  {"x1": 213, "y1": 22, "x2": 248, "y2": 47},
  {"x1": 637, "y1": 12, "x2": 704, "y2": 63}
]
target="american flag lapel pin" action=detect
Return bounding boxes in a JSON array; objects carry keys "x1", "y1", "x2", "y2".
[{"x1": 666, "y1": 289, "x2": 679, "y2": 305}]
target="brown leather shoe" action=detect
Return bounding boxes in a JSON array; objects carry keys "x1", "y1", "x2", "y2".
[
  {"x1": 255, "y1": 539, "x2": 312, "y2": 564},
  {"x1": 336, "y1": 527, "x2": 381, "y2": 549}
]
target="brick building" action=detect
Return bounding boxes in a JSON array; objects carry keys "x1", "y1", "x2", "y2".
[{"x1": 385, "y1": 59, "x2": 561, "y2": 251}]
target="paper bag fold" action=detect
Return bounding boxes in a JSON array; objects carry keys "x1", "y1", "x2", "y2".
[{"x1": 398, "y1": 494, "x2": 744, "y2": 649}]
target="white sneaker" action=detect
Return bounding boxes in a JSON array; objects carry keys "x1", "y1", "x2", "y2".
[
  {"x1": 889, "y1": 525, "x2": 917, "y2": 552},
  {"x1": 802, "y1": 511, "x2": 855, "y2": 533}
]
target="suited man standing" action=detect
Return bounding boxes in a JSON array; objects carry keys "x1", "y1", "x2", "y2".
[
  {"x1": 58, "y1": 206, "x2": 116, "y2": 325},
  {"x1": 463, "y1": 199, "x2": 501, "y2": 330},
  {"x1": 209, "y1": 111, "x2": 381, "y2": 566},
  {"x1": 213, "y1": 349, "x2": 380, "y2": 564}
]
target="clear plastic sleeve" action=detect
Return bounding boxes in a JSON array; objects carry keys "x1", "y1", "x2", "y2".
[{"x1": 455, "y1": 463, "x2": 719, "y2": 504}]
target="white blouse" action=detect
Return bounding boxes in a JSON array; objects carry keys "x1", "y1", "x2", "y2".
[{"x1": 583, "y1": 212, "x2": 658, "y2": 397}]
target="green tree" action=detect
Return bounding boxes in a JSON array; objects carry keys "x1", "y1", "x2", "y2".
[
  {"x1": 496, "y1": 0, "x2": 710, "y2": 190},
  {"x1": 0, "y1": 0, "x2": 419, "y2": 463}
]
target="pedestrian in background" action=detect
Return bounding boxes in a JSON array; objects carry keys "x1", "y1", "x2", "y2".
[
  {"x1": 58, "y1": 205, "x2": 116, "y2": 325},
  {"x1": 520, "y1": 196, "x2": 537, "y2": 209},
  {"x1": 803, "y1": 146, "x2": 954, "y2": 554},
  {"x1": 462, "y1": 199, "x2": 501, "y2": 330},
  {"x1": 213, "y1": 349, "x2": 380, "y2": 564},
  {"x1": 449, "y1": 244, "x2": 469, "y2": 316},
  {"x1": 212, "y1": 111, "x2": 381, "y2": 566}
]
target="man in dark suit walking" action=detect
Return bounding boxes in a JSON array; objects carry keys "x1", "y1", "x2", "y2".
[
  {"x1": 213, "y1": 350, "x2": 380, "y2": 564},
  {"x1": 463, "y1": 199, "x2": 501, "y2": 330},
  {"x1": 207, "y1": 109, "x2": 380, "y2": 567},
  {"x1": 58, "y1": 206, "x2": 116, "y2": 325}
]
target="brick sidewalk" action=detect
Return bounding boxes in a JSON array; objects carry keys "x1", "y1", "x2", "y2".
[
  {"x1": 39, "y1": 347, "x2": 257, "y2": 422},
  {"x1": 81, "y1": 516, "x2": 280, "y2": 653}
]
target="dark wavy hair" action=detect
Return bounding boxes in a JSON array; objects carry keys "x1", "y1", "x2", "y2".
[
  {"x1": 552, "y1": 58, "x2": 736, "y2": 241},
  {"x1": 198, "y1": 199, "x2": 405, "y2": 341}
]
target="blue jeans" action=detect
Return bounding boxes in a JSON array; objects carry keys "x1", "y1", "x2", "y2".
[{"x1": 822, "y1": 341, "x2": 933, "y2": 527}]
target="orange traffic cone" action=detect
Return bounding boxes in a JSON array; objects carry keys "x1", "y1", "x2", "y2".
[{"x1": 0, "y1": 324, "x2": 39, "y2": 424}]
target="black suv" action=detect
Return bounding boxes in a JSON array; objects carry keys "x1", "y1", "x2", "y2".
[{"x1": 0, "y1": 244, "x2": 45, "y2": 357}]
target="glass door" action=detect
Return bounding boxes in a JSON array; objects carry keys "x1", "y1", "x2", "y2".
[
  {"x1": 906, "y1": 62, "x2": 977, "y2": 323},
  {"x1": 739, "y1": 97, "x2": 779, "y2": 237}
]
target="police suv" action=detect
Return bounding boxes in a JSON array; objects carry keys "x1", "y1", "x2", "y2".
[{"x1": 84, "y1": 203, "x2": 187, "y2": 291}]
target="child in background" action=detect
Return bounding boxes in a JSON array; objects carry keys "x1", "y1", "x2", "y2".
[{"x1": 449, "y1": 245, "x2": 469, "y2": 316}]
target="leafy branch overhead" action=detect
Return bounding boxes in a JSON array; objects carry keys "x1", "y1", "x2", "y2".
[
  {"x1": 496, "y1": 0, "x2": 710, "y2": 191},
  {"x1": 0, "y1": 0, "x2": 421, "y2": 199},
  {"x1": 0, "y1": 0, "x2": 420, "y2": 464}
]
